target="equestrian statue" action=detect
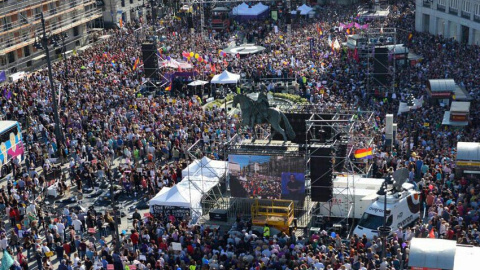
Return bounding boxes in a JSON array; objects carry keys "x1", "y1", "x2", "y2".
[{"x1": 232, "y1": 92, "x2": 295, "y2": 143}]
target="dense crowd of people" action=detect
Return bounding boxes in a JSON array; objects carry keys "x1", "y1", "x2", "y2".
[{"x1": 0, "y1": 0, "x2": 479, "y2": 269}]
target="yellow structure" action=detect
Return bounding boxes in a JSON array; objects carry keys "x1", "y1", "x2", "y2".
[{"x1": 251, "y1": 199, "x2": 294, "y2": 232}]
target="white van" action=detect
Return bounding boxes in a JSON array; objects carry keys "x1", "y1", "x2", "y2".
[{"x1": 353, "y1": 183, "x2": 421, "y2": 239}]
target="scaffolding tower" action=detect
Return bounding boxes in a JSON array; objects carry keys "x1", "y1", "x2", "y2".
[
  {"x1": 305, "y1": 109, "x2": 376, "y2": 235},
  {"x1": 357, "y1": 27, "x2": 398, "y2": 97}
]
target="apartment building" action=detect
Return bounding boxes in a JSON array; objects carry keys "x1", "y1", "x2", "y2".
[
  {"x1": 0, "y1": 0, "x2": 102, "y2": 74},
  {"x1": 102, "y1": 0, "x2": 147, "y2": 27},
  {"x1": 415, "y1": 0, "x2": 480, "y2": 45}
]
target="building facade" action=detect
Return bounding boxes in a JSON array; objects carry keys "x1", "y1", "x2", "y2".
[
  {"x1": 101, "y1": 0, "x2": 147, "y2": 27},
  {"x1": 415, "y1": 0, "x2": 480, "y2": 45},
  {"x1": 0, "y1": 0, "x2": 103, "y2": 74}
]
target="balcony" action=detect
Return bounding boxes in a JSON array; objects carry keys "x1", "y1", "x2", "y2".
[
  {"x1": 474, "y1": 14, "x2": 480, "y2": 23},
  {"x1": 437, "y1": 4, "x2": 446, "y2": 12},
  {"x1": 461, "y1": 11, "x2": 471, "y2": 19},
  {"x1": 449, "y1": 7, "x2": 458, "y2": 15},
  {"x1": 423, "y1": 0, "x2": 431, "y2": 8}
]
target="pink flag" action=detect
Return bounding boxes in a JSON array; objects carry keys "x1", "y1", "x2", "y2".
[
  {"x1": 361, "y1": 24, "x2": 369, "y2": 29},
  {"x1": 354, "y1": 22, "x2": 361, "y2": 29}
]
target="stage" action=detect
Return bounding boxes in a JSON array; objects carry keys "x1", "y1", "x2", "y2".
[{"x1": 223, "y1": 43, "x2": 266, "y2": 56}]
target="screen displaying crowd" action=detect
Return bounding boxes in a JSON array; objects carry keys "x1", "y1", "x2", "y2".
[{"x1": 228, "y1": 155, "x2": 305, "y2": 200}]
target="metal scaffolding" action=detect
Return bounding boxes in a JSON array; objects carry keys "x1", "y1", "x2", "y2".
[
  {"x1": 305, "y1": 109, "x2": 376, "y2": 234},
  {"x1": 356, "y1": 27, "x2": 398, "y2": 97}
]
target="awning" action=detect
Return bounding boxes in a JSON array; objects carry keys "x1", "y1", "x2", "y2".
[
  {"x1": 442, "y1": 111, "x2": 468, "y2": 126},
  {"x1": 454, "y1": 245, "x2": 480, "y2": 270},
  {"x1": 409, "y1": 238, "x2": 456, "y2": 270},
  {"x1": 450, "y1": 101, "x2": 470, "y2": 113},
  {"x1": 456, "y1": 142, "x2": 480, "y2": 161}
]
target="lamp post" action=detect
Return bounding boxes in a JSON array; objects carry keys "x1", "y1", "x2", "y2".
[
  {"x1": 406, "y1": 94, "x2": 415, "y2": 158},
  {"x1": 109, "y1": 151, "x2": 121, "y2": 253},
  {"x1": 39, "y1": 12, "x2": 64, "y2": 156},
  {"x1": 60, "y1": 33, "x2": 70, "y2": 101},
  {"x1": 377, "y1": 173, "x2": 393, "y2": 259}
]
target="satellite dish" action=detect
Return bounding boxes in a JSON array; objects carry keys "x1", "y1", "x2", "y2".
[{"x1": 392, "y1": 168, "x2": 409, "y2": 192}]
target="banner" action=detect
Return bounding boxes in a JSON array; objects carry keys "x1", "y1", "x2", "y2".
[
  {"x1": 0, "y1": 71, "x2": 6, "y2": 83},
  {"x1": 397, "y1": 96, "x2": 424, "y2": 115}
]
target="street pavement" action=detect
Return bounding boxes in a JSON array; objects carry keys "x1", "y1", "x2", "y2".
[{"x1": 1, "y1": 156, "x2": 151, "y2": 270}]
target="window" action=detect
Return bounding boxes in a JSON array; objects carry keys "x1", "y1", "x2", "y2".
[
  {"x1": 450, "y1": 0, "x2": 459, "y2": 10},
  {"x1": 463, "y1": 1, "x2": 471, "y2": 12},
  {"x1": 358, "y1": 213, "x2": 384, "y2": 230},
  {"x1": 19, "y1": 11, "x2": 28, "y2": 25},
  {"x1": 475, "y1": 3, "x2": 480, "y2": 15},
  {"x1": 438, "y1": 0, "x2": 446, "y2": 6}
]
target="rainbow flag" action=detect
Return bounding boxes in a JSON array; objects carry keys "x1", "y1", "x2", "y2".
[
  {"x1": 111, "y1": 60, "x2": 116, "y2": 68},
  {"x1": 354, "y1": 147, "x2": 373, "y2": 159},
  {"x1": 132, "y1": 58, "x2": 140, "y2": 71}
]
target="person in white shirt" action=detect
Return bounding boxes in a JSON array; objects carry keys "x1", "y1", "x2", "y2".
[{"x1": 72, "y1": 218, "x2": 82, "y2": 233}]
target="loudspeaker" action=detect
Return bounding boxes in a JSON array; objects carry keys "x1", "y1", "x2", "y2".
[
  {"x1": 373, "y1": 47, "x2": 389, "y2": 85},
  {"x1": 286, "y1": 12, "x2": 291, "y2": 24},
  {"x1": 141, "y1": 42, "x2": 159, "y2": 80},
  {"x1": 334, "y1": 142, "x2": 348, "y2": 172},
  {"x1": 187, "y1": 16, "x2": 193, "y2": 28},
  {"x1": 310, "y1": 148, "x2": 333, "y2": 202}
]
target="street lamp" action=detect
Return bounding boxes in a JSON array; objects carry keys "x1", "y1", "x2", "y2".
[
  {"x1": 34, "y1": 13, "x2": 64, "y2": 157},
  {"x1": 406, "y1": 94, "x2": 415, "y2": 158},
  {"x1": 377, "y1": 172, "x2": 393, "y2": 259}
]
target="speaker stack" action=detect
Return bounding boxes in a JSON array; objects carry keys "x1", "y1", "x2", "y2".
[{"x1": 141, "y1": 42, "x2": 159, "y2": 81}]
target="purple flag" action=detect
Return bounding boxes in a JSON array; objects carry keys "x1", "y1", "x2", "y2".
[
  {"x1": 0, "y1": 71, "x2": 5, "y2": 83},
  {"x1": 354, "y1": 22, "x2": 361, "y2": 29}
]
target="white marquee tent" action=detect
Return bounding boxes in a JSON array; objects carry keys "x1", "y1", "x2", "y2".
[
  {"x1": 182, "y1": 156, "x2": 228, "y2": 178},
  {"x1": 232, "y1": 2, "x2": 269, "y2": 16},
  {"x1": 291, "y1": 4, "x2": 314, "y2": 15},
  {"x1": 211, "y1": 70, "x2": 240, "y2": 84},
  {"x1": 149, "y1": 175, "x2": 221, "y2": 222}
]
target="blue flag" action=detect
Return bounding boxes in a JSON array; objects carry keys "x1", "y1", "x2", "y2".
[
  {"x1": 1, "y1": 250, "x2": 14, "y2": 270},
  {"x1": 0, "y1": 71, "x2": 5, "y2": 83}
]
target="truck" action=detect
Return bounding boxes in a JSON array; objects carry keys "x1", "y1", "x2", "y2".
[
  {"x1": 316, "y1": 175, "x2": 385, "y2": 219},
  {"x1": 353, "y1": 183, "x2": 421, "y2": 239}
]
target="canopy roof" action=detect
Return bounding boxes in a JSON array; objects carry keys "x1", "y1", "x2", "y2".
[
  {"x1": 232, "y1": 2, "x2": 269, "y2": 16},
  {"x1": 291, "y1": 4, "x2": 314, "y2": 15},
  {"x1": 428, "y1": 79, "x2": 457, "y2": 92},
  {"x1": 182, "y1": 156, "x2": 227, "y2": 179},
  {"x1": 211, "y1": 70, "x2": 240, "y2": 84},
  {"x1": 409, "y1": 238, "x2": 456, "y2": 270},
  {"x1": 456, "y1": 142, "x2": 480, "y2": 161}
]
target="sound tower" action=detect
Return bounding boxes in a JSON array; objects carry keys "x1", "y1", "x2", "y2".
[
  {"x1": 334, "y1": 142, "x2": 348, "y2": 172},
  {"x1": 141, "y1": 42, "x2": 159, "y2": 80},
  {"x1": 373, "y1": 47, "x2": 389, "y2": 85},
  {"x1": 187, "y1": 16, "x2": 193, "y2": 29},
  {"x1": 310, "y1": 146, "x2": 333, "y2": 202}
]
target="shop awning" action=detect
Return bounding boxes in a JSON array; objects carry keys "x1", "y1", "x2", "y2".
[
  {"x1": 442, "y1": 112, "x2": 468, "y2": 126},
  {"x1": 456, "y1": 142, "x2": 480, "y2": 161},
  {"x1": 409, "y1": 238, "x2": 456, "y2": 270}
]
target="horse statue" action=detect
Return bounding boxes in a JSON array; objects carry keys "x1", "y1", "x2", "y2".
[{"x1": 232, "y1": 93, "x2": 295, "y2": 143}]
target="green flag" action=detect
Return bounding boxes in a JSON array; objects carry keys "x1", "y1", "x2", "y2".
[{"x1": 1, "y1": 250, "x2": 14, "y2": 270}]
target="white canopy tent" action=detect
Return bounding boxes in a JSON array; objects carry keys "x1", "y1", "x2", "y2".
[
  {"x1": 291, "y1": 4, "x2": 314, "y2": 15},
  {"x1": 182, "y1": 156, "x2": 228, "y2": 179},
  {"x1": 211, "y1": 70, "x2": 240, "y2": 84},
  {"x1": 232, "y1": 2, "x2": 268, "y2": 16},
  {"x1": 149, "y1": 175, "x2": 221, "y2": 223}
]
